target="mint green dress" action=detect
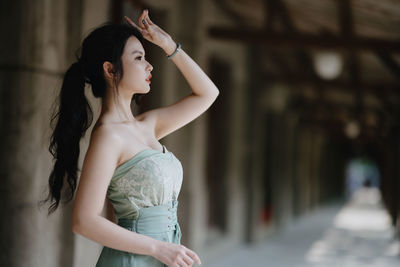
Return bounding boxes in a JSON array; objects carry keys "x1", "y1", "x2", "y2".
[{"x1": 96, "y1": 144, "x2": 183, "y2": 267}]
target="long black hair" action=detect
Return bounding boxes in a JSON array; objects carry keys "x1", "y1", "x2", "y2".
[{"x1": 39, "y1": 23, "x2": 144, "y2": 216}]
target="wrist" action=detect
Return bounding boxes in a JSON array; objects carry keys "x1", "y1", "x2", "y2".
[
  {"x1": 162, "y1": 38, "x2": 177, "y2": 56},
  {"x1": 148, "y1": 239, "x2": 163, "y2": 257}
]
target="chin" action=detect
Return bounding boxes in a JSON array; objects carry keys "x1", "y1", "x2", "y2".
[{"x1": 133, "y1": 86, "x2": 150, "y2": 94}]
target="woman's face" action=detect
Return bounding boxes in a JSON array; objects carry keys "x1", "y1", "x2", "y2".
[{"x1": 118, "y1": 36, "x2": 153, "y2": 95}]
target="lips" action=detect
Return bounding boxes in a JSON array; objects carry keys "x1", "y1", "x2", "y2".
[{"x1": 146, "y1": 74, "x2": 152, "y2": 83}]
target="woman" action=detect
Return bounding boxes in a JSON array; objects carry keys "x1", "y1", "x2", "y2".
[{"x1": 42, "y1": 9, "x2": 219, "y2": 267}]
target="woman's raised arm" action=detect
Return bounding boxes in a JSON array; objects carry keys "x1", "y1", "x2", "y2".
[{"x1": 125, "y1": 10, "x2": 220, "y2": 140}]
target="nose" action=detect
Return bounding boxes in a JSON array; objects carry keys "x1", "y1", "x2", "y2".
[{"x1": 146, "y1": 62, "x2": 153, "y2": 72}]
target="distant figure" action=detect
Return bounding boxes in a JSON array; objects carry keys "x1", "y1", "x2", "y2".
[
  {"x1": 345, "y1": 157, "x2": 380, "y2": 199},
  {"x1": 363, "y1": 178, "x2": 371, "y2": 188}
]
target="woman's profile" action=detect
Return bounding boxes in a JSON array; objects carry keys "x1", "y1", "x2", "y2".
[{"x1": 41, "y1": 9, "x2": 219, "y2": 267}]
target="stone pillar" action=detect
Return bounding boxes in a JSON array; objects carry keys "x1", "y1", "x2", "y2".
[
  {"x1": 295, "y1": 126, "x2": 313, "y2": 214},
  {"x1": 279, "y1": 112, "x2": 298, "y2": 225},
  {"x1": 245, "y1": 44, "x2": 267, "y2": 242},
  {"x1": 0, "y1": 0, "x2": 84, "y2": 266},
  {"x1": 308, "y1": 129, "x2": 322, "y2": 208}
]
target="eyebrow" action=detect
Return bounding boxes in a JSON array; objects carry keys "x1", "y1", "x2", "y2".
[{"x1": 132, "y1": 50, "x2": 145, "y2": 55}]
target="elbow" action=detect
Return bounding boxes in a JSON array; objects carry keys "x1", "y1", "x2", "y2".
[
  {"x1": 72, "y1": 212, "x2": 88, "y2": 235},
  {"x1": 72, "y1": 212, "x2": 100, "y2": 234},
  {"x1": 72, "y1": 223, "x2": 81, "y2": 234},
  {"x1": 214, "y1": 87, "x2": 220, "y2": 97},
  {"x1": 213, "y1": 90, "x2": 220, "y2": 100},
  {"x1": 209, "y1": 88, "x2": 219, "y2": 100},
  {"x1": 72, "y1": 215, "x2": 83, "y2": 234}
]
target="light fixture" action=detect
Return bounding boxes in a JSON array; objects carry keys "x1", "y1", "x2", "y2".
[
  {"x1": 313, "y1": 50, "x2": 343, "y2": 80},
  {"x1": 344, "y1": 120, "x2": 360, "y2": 139}
]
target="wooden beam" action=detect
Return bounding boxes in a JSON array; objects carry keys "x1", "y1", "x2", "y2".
[
  {"x1": 263, "y1": 75, "x2": 400, "y2": 94},
  {"x1": 375, "y1": 51, "x2": 400, "y2": 80},
  {"x1": 338, "y1": 0, "x2": 353, "y2": 37},
  {"x1": 213, "y1": 0, "x2": 244, "y2": 25},
  {"x1": 264, "y1": 0, "x2": 296, "y2": 32},
  {"x1": 208, "y1": 27, "x2": 400, "y2": 53},
  {"x1": 338, "y1": 0, "x2": 365, "y2": 129}
]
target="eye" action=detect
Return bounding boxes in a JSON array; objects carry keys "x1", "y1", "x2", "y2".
[{"x1": 136, "y1": 56, "x2": 142, "y2": 60}]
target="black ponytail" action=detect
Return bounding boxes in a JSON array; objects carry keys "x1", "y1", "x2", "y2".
[{"x1": 39, "y1": 62, "x2": 93, "y2": 216}]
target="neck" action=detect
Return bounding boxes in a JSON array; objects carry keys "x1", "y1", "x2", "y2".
[{"x1": 99, "y1": 88, "x2": 136, "y2": 123}]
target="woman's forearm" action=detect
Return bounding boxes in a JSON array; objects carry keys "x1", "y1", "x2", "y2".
[
  {"x1": 73, "y1": 215, "x2": 160, "y2": 256},
  {"x1": 163, "y1": 40, "x2": 220, "y2": 98}
]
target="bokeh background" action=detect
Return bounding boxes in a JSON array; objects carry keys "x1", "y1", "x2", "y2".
[{"x1": 1, "y1": 0, "x2": 400, "y2": 266}]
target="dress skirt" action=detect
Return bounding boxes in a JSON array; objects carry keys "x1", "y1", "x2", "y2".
[{"x1": 96, "y1": 199, "x2": 181, "y2": 267}]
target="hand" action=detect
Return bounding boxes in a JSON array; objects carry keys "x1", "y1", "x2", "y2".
[
  {"x1": 125, "y1": 10, "x2": 177, "y2": 55},
  {"x1": 151, "y1": 240, "x2": 202, "y2": 267}
]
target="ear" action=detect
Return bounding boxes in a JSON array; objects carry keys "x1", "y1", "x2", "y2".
[{"x1": 103, "y1": 61, "x2": 115, "y2": 80}]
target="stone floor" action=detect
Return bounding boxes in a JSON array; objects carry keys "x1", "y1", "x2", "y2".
[{"x1": 204, "y1": 188, "x2": 400, "y2": 267}]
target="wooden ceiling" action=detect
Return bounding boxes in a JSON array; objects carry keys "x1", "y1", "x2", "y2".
[
  {"x1": 210, "y1": 0, "x2": 400, "y2": 140},
  {"x1": 210, "y1": 0, "x2": 400, "y2": 38},
  {"x1": 210, "y1": 0, "x2": 400, "y2": 83}
]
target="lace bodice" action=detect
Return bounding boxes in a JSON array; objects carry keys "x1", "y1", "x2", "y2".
[{"x1": 106, "y1": 145, "x2": 183, "y2": 220}]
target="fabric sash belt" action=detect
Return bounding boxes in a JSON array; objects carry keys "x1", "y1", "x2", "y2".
[{"x1": 118, "y1": 199, "x2": 180, "y2": 236}]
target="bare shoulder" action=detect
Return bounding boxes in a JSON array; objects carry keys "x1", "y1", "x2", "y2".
[
  {"x1": 78, "y1": 123, "x2": 123, "y2": 188},
  {"x1": 85, "y1": 123, "x2": 124, "y2": 166},
  {"x1": 90, "y1": 123, "x2": 123, "y2": 146}
]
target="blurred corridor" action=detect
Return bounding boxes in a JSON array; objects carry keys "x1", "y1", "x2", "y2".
[
  {"x1": 206, "y1": 188, "x2": 400, "y2": 267},
  {"x1": 1, "y1": 0, "x2": 400, "y2": 266}
]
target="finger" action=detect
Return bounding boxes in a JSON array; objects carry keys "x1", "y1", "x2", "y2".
[
  {"x1": 178, "y1": 259, "x2": 188, "y2": 267},
  {"x1": 142, "y1": 16, "x2": 151, "y2": 30},
  {"x1": 144, "y1": 15, "x2": 153, "y2": 28},
  {"x1": 186, "y1": 250, "x2": 201, "y2": 265},
  {"x1": 124, "y1": 16, "x2": 136, "y2": 27},
  {"x1": 124, "y1": 16, "x2": 143, "y2": 32},
  {"x1": 182, "y1": 254, "x2": 194, "y2": 266},
  {"x1": 140, "y1": 11, "x2": 151, "y2": 31},
  {"x1": 138, "y1": 10, "x2": 147, "y2": 28},
  {"x1": 145, "y1": 9, "x2": 154, "y2": 25}
]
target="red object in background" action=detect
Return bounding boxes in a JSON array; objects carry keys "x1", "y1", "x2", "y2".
[
  {"x1": 261, "y1": 205, "x2": 273, "y2": 224},
  {"x1": 397, "y1": 215, "x2": 400, "y2": 230}
]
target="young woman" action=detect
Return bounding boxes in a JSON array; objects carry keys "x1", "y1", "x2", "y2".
[{"x1": 42, "y1": 9, "x2": 219, "y2": 267}]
